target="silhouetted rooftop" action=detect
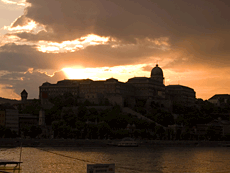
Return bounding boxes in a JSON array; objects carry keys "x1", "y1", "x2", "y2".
[
  {"x1": 21, "y1": 89, "x2": 28, "y2": 94},
  {"x1": 209, "y1": 94, "x2": 230, "y2": 100},
  {"x1": 166, "y1": 85, "x2": 194, "y2": 91}
]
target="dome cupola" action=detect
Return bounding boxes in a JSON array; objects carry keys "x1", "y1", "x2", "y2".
[
  {"x1": 151, "y1": 64, "x2": 163, "y2": 76},
  {"x1": 150, "y1": 64, "x2": 164, "y2": 84}
]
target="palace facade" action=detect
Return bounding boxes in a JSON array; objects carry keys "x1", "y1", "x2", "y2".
[{"x1": 39, "y1": 64, "x2": 196, "y2": 108}]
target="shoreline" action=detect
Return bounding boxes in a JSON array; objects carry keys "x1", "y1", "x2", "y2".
[{"x1": 1, "y1": 139, "x2": 230, "y2": 148}]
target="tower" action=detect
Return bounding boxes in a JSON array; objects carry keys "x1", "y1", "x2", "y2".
[{"x1": 21, "y1": 89, "x2": 28, "y2": 103}]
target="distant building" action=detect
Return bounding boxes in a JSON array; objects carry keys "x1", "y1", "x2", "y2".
[
  {"x1": 39, "y1": 64, "x2": 196, "y2": 108},
  {"x1": 196, "y1": 118, "x2": 230, "y2": 138},
  {"x1": 0, "y1": 110, "x2": 5, "y2": 126},
  {"x1": 127, "y1": 64, "x2": 165, "y2": 100},
  {"x1": 39, "y1": 109, "x2": 46, "y2": 126},
  {"x1": 39, "y1": 78, "x2": 135, "y2": 107},
  {"x1": 19, "y1": 114, "x2": 38, "y2": 136},
  {"x1": 20, "y1": 89, "x2": 38, "y2": 105},
  {"x1": 208, "y1": 94, "x2": 230, "y2": 106},
  {"x1": 5, "y1": 109, "x2": 19, "y2": 134},
  {"x1": 166, "y1": 85, "x2": 196, "y2": 105}
]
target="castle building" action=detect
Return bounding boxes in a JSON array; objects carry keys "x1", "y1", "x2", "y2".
[
  {"x1": 0, "y1": 110, "x2": 5, "y2": 126},
  {"x1": 208, "y1": 94, "x2": 230, "y2": 106},
  {"x1": 127, "y1": 64, "x2": 165, "y2": 100},
  {"x1": 39, "y1": 64, "x2": 196, "y2": 107},
  {"x1": 5, "y1": 109, "x2": 19, "y2": 134},
  {"x1": 39, "y1": 78, "x2": 135, "y2": 107},
  {"x1": 166, "y1": 85, "x2": 196, "y2": 105}
]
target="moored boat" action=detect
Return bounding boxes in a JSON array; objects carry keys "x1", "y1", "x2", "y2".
[{"x1": 117, "y1": 137, "x2": 138, "y2": 147}]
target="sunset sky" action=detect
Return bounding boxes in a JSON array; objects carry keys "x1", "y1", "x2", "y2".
[{"x1": 0, "y1": 0, "x2": 230, "y2": 100}]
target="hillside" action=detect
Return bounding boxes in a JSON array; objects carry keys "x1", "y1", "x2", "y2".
[{"x1": 0, "y1": 97, "x2": 20, "y2": 105}]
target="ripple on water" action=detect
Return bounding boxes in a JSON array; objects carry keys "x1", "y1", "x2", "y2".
[{"x1": 1, "y1": 146, "x2": 230, "y2": 173}]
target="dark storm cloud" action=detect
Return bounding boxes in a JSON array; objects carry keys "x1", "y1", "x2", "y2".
[
  {"x1": 0, "y1": 43, "x2": 59, "y2": 71},
  {"x1": 2, "y1": 0, "x2": 230, "y2": 99},
  {"x1": 61, "y1": 44, "x2": 166, "y2": 67},
  {"x1": 163, "y1": 31, "x2": 230, "y2": 71},
  {"x1": 12, "y1": 0, "x2": 230, "y2": 42},
  {"x1": 0, "y1": 70, "x2": 66, "y2": 99},
  {"x1": 0, "y1": 41, "x2": 167, "y2": 72},
  {"x1": 8, "y1": 0, "x2": 230, "y2": 69}
]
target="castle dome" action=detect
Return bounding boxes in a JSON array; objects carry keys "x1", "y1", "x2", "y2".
[
  {"x1": 151, "y1": 64, "x2": 163, "y2": 77},
  {"x1": 106, "y1": 78, "x2": 118, "y2": 83},
  {"x1": 150, "y1": 64, "x2": 164, "y2": 84}
]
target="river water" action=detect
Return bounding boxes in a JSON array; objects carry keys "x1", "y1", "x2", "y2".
[{"x1": 1, "y1": 146, "x2": 230, "y2": 173}]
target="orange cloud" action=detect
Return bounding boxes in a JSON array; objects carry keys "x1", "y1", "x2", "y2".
[
  {"x1": 37, "y1": 34, "x2": 110, "y2": 53},
  {"x1": 0, "y1": 84, "x2": 20, "y2": 99},
  {"x1": 1, "y1": 0, "x2": 27, "y2": 6}
]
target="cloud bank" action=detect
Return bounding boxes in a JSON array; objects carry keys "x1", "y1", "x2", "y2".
[{"x1": 0, "y1": 0, "x2": 230, "y2": 99}]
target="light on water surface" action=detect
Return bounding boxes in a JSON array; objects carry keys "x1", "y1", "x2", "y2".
[{"x1": 1, "y1": 147, "x2": 230, "y2": 173}]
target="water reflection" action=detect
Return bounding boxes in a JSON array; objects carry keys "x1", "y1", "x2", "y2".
[
  {"x1": 160, "y1": 147, "x2": 230, "y2": 173},
  {"x1": 1, "y1": 147, "x2": 230, "y2": 173}
]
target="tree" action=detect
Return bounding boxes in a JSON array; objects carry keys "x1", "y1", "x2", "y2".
[
  {"x1": 206, "y1": 125, "x2": 222, "y2": 141},
  {"x1": 29, "y1": 125, "x2": 42, "y2": 138},
  {"x1": 77, "y1": 105, "x2": 88, "y2": 121},
  {"x1": 153, "y1": 111, "x2": 174, "y2": 126},
  {"x1": 97, "y1": 122, "x2": 111, "y2": 139},
  {"x1": 0, "y1": 125, "x2": 6, "y2": 138},
  {"x1": 134, "y1": 99, "x2": 147, "y2": 115},
  {"x1": 75, "y1": 120, "x2": 85, "y2": 130},
  {"x1": 114, "y1": 129, "x2": 129, "y2": 139},
  {"x1": 20, "y1": 99, "x2": 41, "y2": 115},
  {"x1": 62, "y1": 108, "x2": 77, "y2": 128},
  {"x1": 155, "y1": 126, "x2": 166, "y2": 139},
  {"x1": 4, "y1": 128, "x2": 12, "y2": 138},
  {"x1": 52, "y1": 120, "x2": 65, "y2": 138}
]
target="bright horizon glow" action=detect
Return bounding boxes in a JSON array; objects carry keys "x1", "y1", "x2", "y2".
[
  {"x1": 62, "y1": 64, "x2": 217, "y2": 100},
  {"x1": 0, "y1": 84, "x2": 20, "y2": 99},
  {"x1": 62, "y1": 64, "x2": 154, "y2": 82}
]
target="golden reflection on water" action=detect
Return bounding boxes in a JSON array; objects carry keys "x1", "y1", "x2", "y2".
[
  {"x1": 2, "y1": 147, "x2": 230, "y2": 173},
  {"x1": 160, "y1": 147, "x2": 230, "y2": 173}
]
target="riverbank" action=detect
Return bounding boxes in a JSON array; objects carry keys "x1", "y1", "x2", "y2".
[{"x1": 1, "y1": 138, "x2": 230, "y2": 147}]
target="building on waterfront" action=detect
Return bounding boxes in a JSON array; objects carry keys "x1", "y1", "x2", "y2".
[
  {"x1": 39, "y1": 64, "x2": 196, "y2": 108},
  {"x1": 127, "y1": 64, "x2": 165, "y2": 100},
  {"x1": 19, "y1": 113, "x2": 38, "y2": 136},
  {"x1": 5, "y1": 109, "x2": 19, "y2": 134},
  {"x1": 39, "y1": 78, "x2": 135, "y2": 108},
  {"x1": 20, "y1": 89, "x2": 39, "y2": 106},
  {"x1": 39, "y1": 109, "x2": 46, "y2": 126},
  {"x1": 208, "y1": 94, "x2": 230, "y2": 106},
  {"x1": 0, "y1": 110, "x2": 5, "y2": 126},
  {"x1": 166, "y1": 85, "x2": 196, "y2": 105}
]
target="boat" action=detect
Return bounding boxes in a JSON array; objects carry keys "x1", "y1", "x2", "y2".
[
  {"x1": 221, "y1": 144, "x2": 230, "y2": 147},
  {"x1": 106, "y1": 140, "x2": 117, "y2": 146},
  {"x1": 0, "y1": 160, "x2": 22, "y2": 173},
  {"x1": 117, "y1": 137, "x2": 138, "y2": 147}
]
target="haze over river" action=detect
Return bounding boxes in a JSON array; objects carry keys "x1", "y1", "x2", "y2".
[{"x1": 1, "y1": 146, "x2": 230, "y2": 173}]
